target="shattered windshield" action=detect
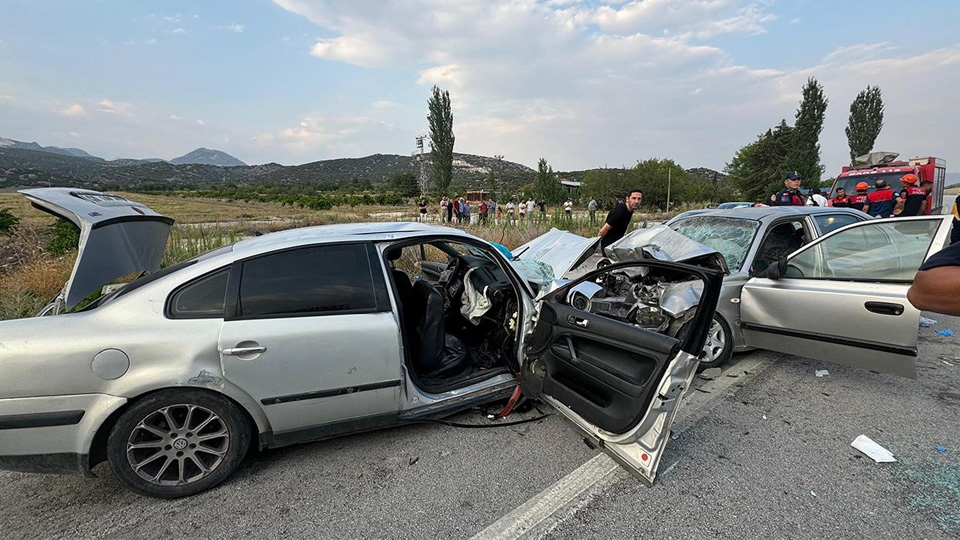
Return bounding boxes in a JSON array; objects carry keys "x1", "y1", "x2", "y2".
[{"x1": 670, "y1": 216, "x2": 760, "y2": 272}]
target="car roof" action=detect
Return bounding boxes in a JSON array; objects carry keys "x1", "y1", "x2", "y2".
[
  {"x1": 671, "y1": 206, "x2": 868, "y2": 222},
  {"x1": 232, "y1": 222, "x2": 478, "y2": 254}
]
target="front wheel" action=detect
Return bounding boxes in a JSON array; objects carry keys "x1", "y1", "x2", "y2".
[
  {"x1": 107, "y1": 389, "x2": 251, "y2": 499},
  {"x1": 697, "y1": 315, "x2": 733, "y2": 371}
]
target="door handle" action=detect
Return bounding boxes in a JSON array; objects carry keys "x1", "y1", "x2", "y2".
[
  {"x1": 221, "y1": 345, "x2": 267, "y2": 356},
  {"x1": 567, "y1": 316, "x2": 589, "y2": 328},
  {"x1": 864, "y1": 301, "x2": 904, "y2": 316}
]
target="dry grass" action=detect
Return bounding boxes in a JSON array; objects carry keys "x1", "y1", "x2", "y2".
[{"x1": 0, "y1": 252, "x2": 75, "y2": 319}]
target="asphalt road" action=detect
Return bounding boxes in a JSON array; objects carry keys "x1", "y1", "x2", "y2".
[{"x1": 3, "y1": 316, "x2": 960, "y2": 539}]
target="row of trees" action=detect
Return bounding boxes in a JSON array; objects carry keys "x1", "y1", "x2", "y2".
[{"x1": 725, "y1": 79, "x2": 885, "y2": 202}]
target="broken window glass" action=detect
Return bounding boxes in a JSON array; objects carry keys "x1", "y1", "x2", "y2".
[{"x1": 671, "y1": 216, "x2": 760, "y2": 272}]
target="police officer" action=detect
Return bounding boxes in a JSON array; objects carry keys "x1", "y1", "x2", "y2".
[
  {"x1": 775, "y1": 171, "x2": 805, "y2": 206},
  {"x1": 848, "y1": 182, "x2": 869, "y2": 213}
]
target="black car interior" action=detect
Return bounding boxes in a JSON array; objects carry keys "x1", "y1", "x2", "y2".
[
  {"x1": 752, "y1": 220, "x2": 807, "y2": 274},
  {"x1": 385, "y1": 241, "x2": 520, "y2": 389}
]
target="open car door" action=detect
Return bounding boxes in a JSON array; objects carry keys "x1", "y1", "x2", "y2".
[
  {"x1": 521, "y1": 260, "x2": 723, "y2": 485},
  {"x1": 740, "y1": 215, "x2": 954, "y2": 378}
]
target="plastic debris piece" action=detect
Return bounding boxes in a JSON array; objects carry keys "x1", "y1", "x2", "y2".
[
  {"x1": 919, "y1": 316, "x2": 938, "y2": 328},
  {"x1": 762, "y1": 414, "x2": 767, "y2": 420},
  {"x1": 815, "y1": 369, "x2": 830, "y2": 378},
  {"x1": 408, "y1": 456, "x2": 420, "y2": 466},
  {"x1": 936, "y1": 329, "x2": 955, "y2": 337},
  {"x1": 943, "y1": 361, "x2": 954, "y2": 367},
  {"x1": 810, "y1": 491, "x2": 817, "y2": 498},
  {"x1": 851, "y1": 435, "x2": 897, "y2": 463},
  {"x1": 698, "y1": 367, "x2": 722, "y2": 380},
  {"x1": 937, "y1": 445, "x2": 947, "y2": 453}
]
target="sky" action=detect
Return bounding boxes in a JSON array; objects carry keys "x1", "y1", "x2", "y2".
[{"x1": 1, "y1": 0, "x2": 958, "y2": 177}]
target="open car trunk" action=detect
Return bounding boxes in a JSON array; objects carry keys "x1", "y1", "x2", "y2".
[{"x1": 20, "y1": 188, "x2": 174, "y2": 313}]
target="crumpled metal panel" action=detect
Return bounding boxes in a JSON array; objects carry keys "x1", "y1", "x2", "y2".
[
  {"x1": 513, "y1": 228, "x2": 600, "y2": 280},
  {"x1": 605, "y1": 225, "x2": 729, "y2": 274}
]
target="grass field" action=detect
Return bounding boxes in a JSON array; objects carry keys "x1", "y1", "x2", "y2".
[{"x1": 0, "y1": 190, "x2": 700, "y2": 320}]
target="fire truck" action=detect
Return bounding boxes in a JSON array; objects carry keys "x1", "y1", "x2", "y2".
[{"x1": 831, "y1": 153, "x2": 947, "y2": 214}]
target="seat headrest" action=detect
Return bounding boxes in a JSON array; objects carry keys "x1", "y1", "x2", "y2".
[{"x1": 385, "y1": 247, "x2": 403, "y2": 261}]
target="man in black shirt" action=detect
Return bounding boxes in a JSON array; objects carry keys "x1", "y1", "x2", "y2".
[
  {"x1": 598, "y1": 189, "x2": 643, "y2": 252},
  {"x1": 908, "y1": 241, "x2": 960, "y2": 315}
]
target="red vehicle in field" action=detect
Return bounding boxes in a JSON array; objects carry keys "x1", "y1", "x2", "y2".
[{"x1": 831, "y1": 154, "x2": 947, "y2": 214}]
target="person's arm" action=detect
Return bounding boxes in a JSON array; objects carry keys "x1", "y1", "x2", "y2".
[
  {"x1": 598, "y1": 223, "x2": 612, "y2": 238},
  {"x1": 908, "y1": 266, "x2": 960, "y2": 316},
  {"x1": 921, "y1": 198, "x2": 928, "y2": 215}
]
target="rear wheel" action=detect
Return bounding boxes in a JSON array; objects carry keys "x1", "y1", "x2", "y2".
[
  {"x1": 698, "y1": 315, "x2": 732, "y2": 371},
  {"x1": 107, "y1": 389, "x2": 250, "y2": 499}
]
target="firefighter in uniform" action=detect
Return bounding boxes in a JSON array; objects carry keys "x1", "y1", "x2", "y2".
[
  {"x1": 830, "y1": 187, "x2": 850, "y2": 208},
  {"x1": 895, "y1": 173, "x2": 927, "y2": 217},
  {"x1": 774, "y1": 171, "x2": 806, "y2": 206},
  {"x1": 848, "y1": 182, "x2": 869, "y2": 213}
]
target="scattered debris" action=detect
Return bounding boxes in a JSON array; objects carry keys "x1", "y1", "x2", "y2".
[
  {"x1": 920, "y1": 316, "x2": 939, "y2": 328},
  {"x1": 762, "y1": 414, "x2": 767, "y2": 420},
  {"x1": 851, "y1": 435, "x2": 897, "y2": 463},
  {"x1": 695, "y1": 387, "x2": 711, "y2": 393},
  {"x1": 937, "y1": 445, "x2": 948, "y2": 453},
  {"x1": 408, "y1": 456, "x2": 420, "y2": 466},
  {"x1": 698, "y1": 367, "x2": 722, "y2": 380},
  {"x1": 936, "y1": 329, "x2": 955, "y2": 337},
  {"x1": 661, "y1": 460, "x2": 680, "y2": 476},
  {"x1": 810, "y1": 491, "x2": 818, "y2": 498},
  {"x1": 944, "y1": 360, "x2": 955, "y2": 367},
  {"x1": 725, "y1": 373, "x2": 739, "y2": 378},
  {"x1": 815, "y1": 369, "x2": 830, "y2": 378}
]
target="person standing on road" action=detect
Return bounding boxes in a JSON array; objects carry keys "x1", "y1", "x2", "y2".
[
  {"x1": 894, "y1": 174, "x2": 927, "y2": 217},
  {"x1": 461, "y1": 199, "x2": 471, "y2": 224},
  {"x1": 774, "y1": 171, "x2": 806, "y2": 206},
  {"x1": 418, "y1": 199, "x2": 428, "y2": 222},
  {"x1": 805, "y1": 187, "x2": 828, "y2": 207},
  {"x1": 598, "y1": 189, "x2": 643, "y2": 253},
  {"x1": 518, "y1": 199, "x2": 526, "y2": 223},
  {"x1": 848, "y1": 182, "x2": 870, "y2": 213},
  {"x1": 538, "y1": 198, "x2": 546, "y2": 220},
  {"x1": 440, "y1": 196, "x2": 449, "y2": 223},
  {"x1": 921, "y1": 179, "x2": 935, "y2": 215},
  {"x1": 588, "y1": 197, "x2": 598, "y2": 223},
  {"x1": 506, "y1": 199, "x2": 516, "y2": 225},
  {"x1": 526, "y1": 198, "x2": 535, "y2": 224},
  {"x1": 831, "y1": 187, "x2": 850, "y2": 208},
  {"x1": 867, "y1": 179, "x2": 895, "y2": 218},
  {"x1": 908, "y1": 240, "x2": 960, "y2": 315},
  {"x1": 489, "y1": 199, "x2": 498, "y2": 225},
  {"x1": 563, "y1": 198, "x2": 573, "y2": 219}
]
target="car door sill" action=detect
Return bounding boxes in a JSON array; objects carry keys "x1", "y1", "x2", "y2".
[
  {"x1": 400, "y1": 380, "x2": 516, "y2": 420},
  {"x1": 741, "y1": 322, "x2": 916, "y2": 356}
]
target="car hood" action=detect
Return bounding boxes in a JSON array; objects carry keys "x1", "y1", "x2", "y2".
[
  {"x1": 512, "y1": 228, "x2": 600, "y2": 281},
  {"x1": 605, "y1": 225, "x2": 729, "y2": 273},
  {"x1": 20, "y1": 188, "x2": 174, "y2": 311}
]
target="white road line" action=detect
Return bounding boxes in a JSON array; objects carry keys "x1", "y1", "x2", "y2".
[{"x1": 470, "y1": 353, "x2": 778, "y2": 540}]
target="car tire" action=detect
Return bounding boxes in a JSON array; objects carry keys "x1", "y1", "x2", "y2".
[
  {"x1": 697, "y1": 315, "x2": 733, "y2": 371},
  {"x1": 107, "y1": 389, "x2": 251, "y2": 499}
]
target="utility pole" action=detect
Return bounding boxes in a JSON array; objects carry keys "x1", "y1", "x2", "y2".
[
  {"x1": 415, "y1": 135, "x2": 428, "y2": 198},
  {"x1": 666, "y1": 168, "x2": 672, "y2": 213}
]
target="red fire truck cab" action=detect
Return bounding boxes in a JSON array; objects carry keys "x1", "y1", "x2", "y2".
[{"x1": 832, "y1": 155, "x2": 947, "y2": 214}]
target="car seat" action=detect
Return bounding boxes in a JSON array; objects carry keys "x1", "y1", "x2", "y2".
[{"x1": 410, "y1": 281, "x2": 470, "y2": 379}]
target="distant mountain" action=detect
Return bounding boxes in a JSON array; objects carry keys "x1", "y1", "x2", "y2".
[
  {"x1": 0, "y1": 144, "x2": 531, "y2": 191},
  {"x1": 0, "y1": 137, "x2": 101, "y2": 160},
  {"x1": 946, "y1": 172, "x2": 960, "y2": 187},
  {"x1": 170, "y1": 148, "x2": 246, "y2": 167},
  {"x1": 686, "y1": 167, "x2": 727, "y2": 184}
]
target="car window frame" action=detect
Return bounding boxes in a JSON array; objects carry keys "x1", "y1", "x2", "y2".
[
  {"x1": 747, "y1": 216, "x2": 813, "y2": 275},
  {"x1": 782, "y1": 217, "x2": 947, "y2": 284},
  {"x1": 812, "y1": 212, "x2": 864, "y2": 236},
  {"x1": 165, "y1": 266, "x2": 232, "y2": 320},
  {"x1": 224, "y1": 241, "x2": 390, "y2": 322}
]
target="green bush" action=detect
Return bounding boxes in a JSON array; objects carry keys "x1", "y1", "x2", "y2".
[
  {"x1": 47, "y1": 218, "x2": 80, "y2": 256},
  {"x1": 0, "y1": 208, "x2": 19, "y2": 234}
]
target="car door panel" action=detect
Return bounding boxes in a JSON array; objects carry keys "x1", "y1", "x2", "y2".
[
  {"x1": 741, "y1": 215, "x2": 953, "y2": 378},
  {"x1": 523, "y1": 260, "x2": 723, "y2": 484},
  {"x1": 741, "y1": 281, "x2": 918, "y2": 378}
]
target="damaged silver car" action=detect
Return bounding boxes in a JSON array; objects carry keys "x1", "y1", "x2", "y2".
[
  {"x1": 0, "y1": 189, "x2": 724, "y2": 498},
  {"x1": 516, "y1": 206, "x2": 954, "y2": 378}
]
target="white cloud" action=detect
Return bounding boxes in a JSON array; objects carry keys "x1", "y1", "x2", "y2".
[
  {"x1": 169, "y1": 114, "x2": 183, "y2": 121},
  {"x1": 221, "y1": 23, "x2": 245, "y2": 33},
  {"x1": 69, "y1": 132, "x2": 80, "y2": 137},
  {"x1": 197, "y1": 119, "x2": 206, "y2": 126},
  {"x1": 171, "y1": 28, "x2": 186, "y2": 34},
  {"x1": 145, "y1": 38, "x2": 157, "y2": 45},
  {"x1": 163, "y1": 15, "x2": 181, "y2": 23},
  {"x1": 0, "y1": 94, "x2": 14, "y2": 102},
  {"x1": 790, "y1": 18, "x2": 802, "y2": 24},
  {"x1": 61, "y1": 103, "x2": 86, "y2": 116},
  {"x1": 262, "y1": 1, "x2": 960, "y2": 173},
  {"x1": 372, "y1": 100, "x2": 399, "y2": 109},
  {"x1": 98, "y1": 99, "x2": 135, "y2": 117}
]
